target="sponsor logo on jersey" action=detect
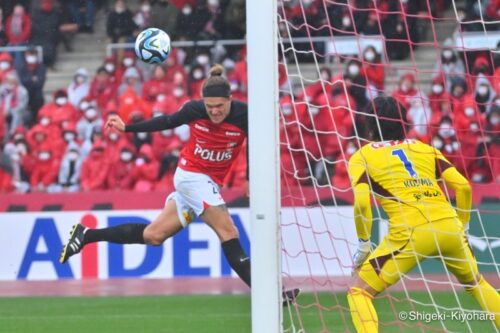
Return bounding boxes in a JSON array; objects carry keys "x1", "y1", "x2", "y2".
[
  {"x1": 227, "y1": 142, "x2": 238, "y2": 148},
  {"x1": 225, "y1": 131, "x2": 241, "y2": 137},
  {"x1": 194, "y1": 144, "x2": 232, "y2": 162},
  {"x1": 370, "y1": 139, "x2": 416, "y2": 149},
  {"x1": 195, "y1": 124, "x2": 210, "y2": 132}
]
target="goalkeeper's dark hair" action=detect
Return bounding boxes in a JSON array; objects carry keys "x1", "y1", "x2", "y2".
[
  {"x1": 364, "y1": 96, "x2": 408, "y2": 141},
  {"x1": 202, "y1": 64, "x2": 231, "y2": 98}
]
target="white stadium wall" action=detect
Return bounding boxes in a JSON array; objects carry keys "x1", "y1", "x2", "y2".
[{"x1": 0, "y1": 208, "x2": 367, "y2": 281}]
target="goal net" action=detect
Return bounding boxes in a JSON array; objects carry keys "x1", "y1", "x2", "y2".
[{"x1": 276, "y1": 1, "x2": 500, "y2": 332}]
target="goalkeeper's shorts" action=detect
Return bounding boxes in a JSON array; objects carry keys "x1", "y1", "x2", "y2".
[{"x1": 358, "y1": 217, "x2": 479, "y2": 293}]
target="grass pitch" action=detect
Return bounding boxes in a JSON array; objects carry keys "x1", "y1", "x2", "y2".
[{"x1": 0, "y1": 291, "x2": 496, "y2": 333}]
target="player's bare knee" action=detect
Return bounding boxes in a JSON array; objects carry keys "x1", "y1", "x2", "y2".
[
  {"x1": 143, "y1": 228, "x2": 166, "y2": 246},
  {"x1": 218, "y1": 224, "x2": 239, "y2": 242}
]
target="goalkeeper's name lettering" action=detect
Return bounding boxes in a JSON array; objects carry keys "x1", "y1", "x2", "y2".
[
  {"x1": 403, "y1": 178, "x2": 434, "y2": 188},
  {"x1": 400, "y1": 310, "x2": 495, "y2": 323}
]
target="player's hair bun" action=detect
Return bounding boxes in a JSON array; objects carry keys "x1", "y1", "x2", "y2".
[{"x1": 209, "y1": 64, "x2": 224, "y2": 77}]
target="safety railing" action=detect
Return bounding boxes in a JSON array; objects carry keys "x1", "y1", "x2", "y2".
[{"x1": 0, "y1": 45, "x2": 44, "y2": 61}]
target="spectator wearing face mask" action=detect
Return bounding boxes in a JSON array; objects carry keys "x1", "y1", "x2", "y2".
[
  {"x1": 3, "y1": 127, "x2": 33, "y2": 192},
  {"x1": 151, "y1": 125, "x2": 183, "y2": 191},
  {"x1": 435, "y1": 47, "x2": 465, "y2": 90},
  {"x1": 361, "y1": 46, "x2": 385, "y2": 93},
  {"x1": 0, "y1": 52, "x2": 14, "y2": 83},
  {"x1": 0, "y1": 71, "x2": 29, "y2": 136},
  {"x1": 133, "y1": 0, "x2": 152, "y2": 30},
  {"x1": 131, "y1": 143, "x2": 159, "y2": 192},
  {"x1": 455, "y1": 97, "x2": 486, "y2": 171},
  {"x1": 195, "y1": 0, "x2": 226, "y2": 40},
  {"x1": 474, "y1": 77, "x2": 496, "y2": 114},
  {"x1": 30, "y1": 0, "x2": 61, "y2": 68},
  {"x1": 449, "y1": 76, "x2": 471, "y2": 115},
  {"x1": 67, "y1": 68, "x2": 90, "y2": 108},
  {"x1": 104, "y1": 127, "x2": 127, "y2": 164},
  {"x1": 431, "y1": 116, "x2": 466, "y2": 175},
  {"x1": 29, "y1": 143, "x2": 60, "y2": 192},
  {"x1": 142, "y1": 65, "x2": 169, "y2": 105},
  {"x1": 16, "y1": 48, "x2": 46, "y2": 124},
  {"x1": 469, "y1": 54, "x2": 493, "y2": 88},
  {"x1": 38, "y1": 89, "x2": 78, "y2": 128},
  {"x1": 80, "y1": 140, "x2": 110, "y2": 191},
  {"x1": 428, "y1": 75, "x2": 451, "y2": 123},
  {"x1": 76, "y1": 105, "x2": 103, "y2": 143},
  {"x1": 26, "y1": 124, "x2": 62, "y2": 161},
  {"x1": 482, "y1": 106, "x2": 500, "y2": 183},
  {"x1": 343, "y1": 59, "x2": 368, "y2": 110},
  {"x1": 149, "y1": 0, "x2": 179, "y2": 39},
  {"x1": 48, "y1": 141, "x2": 82, "y2": 193},
  {"x1": 164, "y1": 49, "x2": 187, "y2": 81},
  {"x1": 107, "y1": 144, "x2": 136, "y2": 190},
  {"x1": 392, "y1": 73, "x2": 420, "y2": 110},
  {"x1": 5, "y1": 5, "x2": 31, "y2": 46},
  {"x1": 107, "y1": 0, "x2": 137, "y2": 46},
  {"x1": 176, "y1": 2, "x2": 198, "y2": 40},
  {"x1": 102, "y1": 55, "x2": 119, "y2": 84},
  {"x1": 115, "y1": 50, "x2": 143, "y2": 84},
  {"x1": 87, "y1": 66, "x2": 118, "y2": 110},
  {"x1": 187, "y1": 64, "x2": 206, "y2": 100}
]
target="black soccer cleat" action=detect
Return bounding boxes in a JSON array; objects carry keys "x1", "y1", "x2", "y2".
[
  {"x1": 282, "y1": 288, "x2": 301, "y2": 307},
  {"x1": 59, "y1": 224, "x2": 87, "y2": 264}
]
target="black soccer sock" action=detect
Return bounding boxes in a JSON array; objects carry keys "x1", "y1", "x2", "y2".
[
  {"x1": 222, "y1": 238, "x2": 251, "y2": 287},
  {"x1": 83, "y1": 224, "x2": 146, "y2": 245}
]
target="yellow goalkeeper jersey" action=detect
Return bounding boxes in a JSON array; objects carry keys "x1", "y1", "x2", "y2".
[{"x1": 348, "y1": 139, "x2": 458, "y2": 232}]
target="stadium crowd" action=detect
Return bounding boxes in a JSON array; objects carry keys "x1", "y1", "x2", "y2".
[{"x1": 0, "y1": 0, "x2": 499, "y2": 194}]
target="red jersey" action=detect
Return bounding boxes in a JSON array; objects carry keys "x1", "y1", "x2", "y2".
[{"x1": 125, "y1": 100, "x2": 248, "y2": 185}]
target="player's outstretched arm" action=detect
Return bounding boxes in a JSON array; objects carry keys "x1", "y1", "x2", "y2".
[{"x1": 441, "y1": 167, "x2": 472, "y2": 226}]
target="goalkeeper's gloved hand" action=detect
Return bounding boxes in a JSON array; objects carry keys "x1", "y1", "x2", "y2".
[{"x1": 352, "y1": 238, "x2": 372, "y2": 275}]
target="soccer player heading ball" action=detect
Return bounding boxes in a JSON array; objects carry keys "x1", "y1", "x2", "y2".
[
  {"x1": 347, "y1": 96, "x2": 500, "y2": 332},
  {"x1": 60, "y1": 64, "x2": 299, "y2": 306}
]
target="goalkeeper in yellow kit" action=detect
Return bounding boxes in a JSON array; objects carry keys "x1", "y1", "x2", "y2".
[{"x1": 347, "y1": 96, "x2": 500, "y2": 332}]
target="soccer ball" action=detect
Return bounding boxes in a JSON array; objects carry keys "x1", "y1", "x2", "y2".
[{"x1": 134, "y1": 28, "x2": 171, "y2": 64}]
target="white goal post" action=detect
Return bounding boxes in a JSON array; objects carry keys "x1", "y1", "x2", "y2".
[{"x1": 247, "y1": 0, "x2": 282, "y2": 332}]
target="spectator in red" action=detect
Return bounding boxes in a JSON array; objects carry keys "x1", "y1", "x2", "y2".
[
  {"x1": 104, "y1": 127, "x2": 128, "y2": 164},
  {"x1": 332, "y1": 141, "x2": 358, "y2": 190},
  {"x1": 279, "y1": 93, "x2": 308, "y2": 183},
  {"x1": 431, "y1": 115, "x2": 466, "y2": 175},
  {"x1": 0, "y1": 159, "x2": 14, "y2": 192},
  {"x1": 151, "y1": 127, "x2": 182, "y2": 167},
  {"x1": 469, "y1": 54, "x2": 494, "y2": 88},
  {"x1": 455, "y1": 97, "x2": 486, "y2": 174},
  {"x1": 107, "y1": 144, "x2": 136, "y2": 190},
  {"x1": 118, "y1": 84, "x2": 151, "y2": 121},
  {"x1": 30, "y1": 143, "x2": 60, "y2": 192},
  {"x1": 392, "y1": 73, "x2": 420, "y2": 110},
  {"x1": 482, "y1": 106, "x2": 500, "y2": 183},
  {"x1": 361, "y1": 46, "x2": 385, "y2": 95},
  {"x1": 87, "y1": 66, "x2": 118, "y2": 110},
  {"x1": 80, "y1": 140, "x2": 110, "y2": 191},
  {"x1": 0, "y1": 52, "x2": 14, "y2": 82},
  {"x1": 428, "y1": 75, "x2": 451, "y2": 120},
  {"x1": 131, "y1": 143, "x2": 159, "y2": 192},
  {"x1": 5, "y1": 5, "x2": 31, "y2": 45},
  {"x1": 188, "y1": 64, "x2": 206, "y2": 100},
  {"x1": 164, "y1": 49, "x2": 186, "y2": 80},
  {"x1": 162, "y1": 83, "x2": 189, "y2": 114},
  {"x1": 102, "y1": 55, "x2": 119, "y2": 83},
  {"x1": 474, "y1": 76, "x2": 496, "y2": 114},
  {"x1": 38, "y1": 89, "x2": 78, "y2": 128},
  {"x1": 142, "y1": 64, "x2": 169, "y2": 105},
  {"x1": 26, "y1": 123, "x2": 64, "y2": 160},
  {"x1": 61, "y1": 122, "x2": 81, "y2": 146},
  {"x1": 449, "y1": 76, "x2": 470, "y2": 115},
  {"x1": 2, "y1": 127, "x2": 33, "y2": 192}
]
